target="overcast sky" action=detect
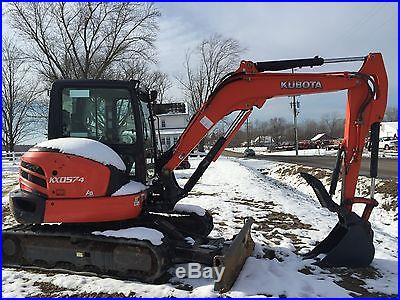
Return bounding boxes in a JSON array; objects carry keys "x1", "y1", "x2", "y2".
[
  {"x1": 153, "y1": 2, "x2": 398, "y2": 123},
  {"x1": 2, "y1": 2, "x2": 398, "y2": 126}
]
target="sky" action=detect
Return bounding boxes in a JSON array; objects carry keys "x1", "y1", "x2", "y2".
[
  {"x1": 153, "y1": 2, "x2": 398, "y2": 123},
  {"x1": 2, "y1": 2, "x2": 398, "y2": 140}
]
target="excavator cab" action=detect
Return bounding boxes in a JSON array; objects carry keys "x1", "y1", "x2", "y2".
[{"x1": 48, "y1": 80, "x2": 156, "y2": 182}]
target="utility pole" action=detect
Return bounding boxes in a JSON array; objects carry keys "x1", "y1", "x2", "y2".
[
  {"x1": 291, "y1": 68, "x2": 299, "y2": 156},
  {"x1": 246, "y1": 118, "x2": 250, "y2": 149}
]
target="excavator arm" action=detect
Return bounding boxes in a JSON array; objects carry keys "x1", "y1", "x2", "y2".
[
  {"x1": 156, "y1": 53, "x2": 388, "y2": 268},
  {"x1": 160, "y1": 53, "x2": 387, "y2": 204}
]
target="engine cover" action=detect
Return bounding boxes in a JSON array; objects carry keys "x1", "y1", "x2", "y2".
[
  {"x1": 10, "y1": 138, "x2": 146, "y2": 224},
  {"x1": 20, "y1": 150, "x2": 127, "y2": 199}
]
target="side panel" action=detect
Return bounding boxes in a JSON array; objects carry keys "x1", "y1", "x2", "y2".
[
  {"x1": 44, "y1": 192, "x2": 146, "y2": 223},
  {"x1": 22, "y1": 151, "x2": 111, "y2": 198}
]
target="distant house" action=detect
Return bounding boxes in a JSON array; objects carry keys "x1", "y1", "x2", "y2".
[
  {"x1": 380, "y1": 122, "x2": 398, "y2": 138},
  {"x1": 252, "y1": 135, "x2": 274, "y2": 147},
  {"x1": 153, "y1": 102, "x2": 189, "y2": 151},
  {"x1": 311, "y1": 133, "x2": 333, "y2": 142}
]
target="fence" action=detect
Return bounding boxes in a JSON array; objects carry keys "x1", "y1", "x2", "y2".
[{"x1": 2, "y1": 152, "x2": 25, "y2": 165}]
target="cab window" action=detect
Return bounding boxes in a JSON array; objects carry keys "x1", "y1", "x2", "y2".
[
  {"x1": 61, "y1": 88, "x2": 136, "y2": 144},
  {"x1": 61, "y1": 87, "x2": 137, "y2": 176}
]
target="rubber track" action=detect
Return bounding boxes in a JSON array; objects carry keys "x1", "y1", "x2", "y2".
[
  {"x1": 3, "y1": 222, "x2": 172, "y2": 283},
  {"x1": 2, "y1": 211, "x2": 214, "y2": 283}
]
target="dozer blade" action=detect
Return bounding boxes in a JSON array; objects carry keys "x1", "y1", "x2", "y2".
[
  {"x1": 300, "y1": 173, "x2": 375, "y2": 268},
  {"x1": 213, "y1": 217, "x2": 255, "y2": 293}
]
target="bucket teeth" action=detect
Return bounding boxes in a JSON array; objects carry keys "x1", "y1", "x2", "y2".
[{"x1": 301, "y1": 172, "x2": 375, "y2": 268}]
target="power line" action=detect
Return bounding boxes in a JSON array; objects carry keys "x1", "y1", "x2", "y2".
[{"x1": 329, "y1": 3, "x2": 389, "y2": 52}]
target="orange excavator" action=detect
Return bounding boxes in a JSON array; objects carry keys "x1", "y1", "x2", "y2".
[{"x1": 4, "y1": 53, "x2": 387, "y2": 292}]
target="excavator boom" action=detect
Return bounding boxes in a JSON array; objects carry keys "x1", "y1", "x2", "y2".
[
  {"x1": 161, "y1": 53, "x2": 387, "y2": 175},
  {"x1": 158, "y1": 52, "x2": 387, "y2": 268}
]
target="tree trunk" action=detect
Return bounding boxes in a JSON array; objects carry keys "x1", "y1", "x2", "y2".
[{"x1": 198, "y1": 139, "x2": 205, "y2": 152}]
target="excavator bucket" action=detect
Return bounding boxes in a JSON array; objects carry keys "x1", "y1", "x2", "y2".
[
  {"x1": 213, "y1": 217, "x2": 255, "y2": 293},
  {"x1": 300, "y1": 173, "x2": 375, "y2": 267}
]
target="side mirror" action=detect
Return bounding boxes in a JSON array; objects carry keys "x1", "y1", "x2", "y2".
[{"x1": 150, "y1": 90, "x2": 158, "y2": 102}]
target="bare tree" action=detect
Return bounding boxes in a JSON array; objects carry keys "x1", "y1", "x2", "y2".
[
  {"x1": 177, "y1": 34, "x2": 244, "y2": 115},
  {"x1": 266, "y1": 117, "x2": 290, "y2": 146},
  {"x1": 384, "y1": 106, "x2": 398, "y2": 121},
  {"x1": 8, "y1": 2, "x2": 160, "y2": 83},
  {"x1": 117, "y1": 60, "x2": 171, "y2": 103},
  {"x1": 320, "y1": 112, "x2": 344, "y2": 138},
  {"x1": 298, "y1": 119, "x2": 320, "y2": 140},
  {"x1": 148, "y1": 71, "x2": 172, "y2": 103},
  {"x1": 2, "y1": 38, "x2": 40, "y2": 152},
  {"x1": 177, "y1": 34, "x2": 244, "y2": 150}
]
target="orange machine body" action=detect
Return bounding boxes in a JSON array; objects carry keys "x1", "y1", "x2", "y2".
[{"x1": 15, "y1": 150, "x2": 146, "y2": 223}]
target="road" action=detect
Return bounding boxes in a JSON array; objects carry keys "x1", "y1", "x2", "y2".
[{"x1": 223, "y1": 150, "x2": 397, "y2": 179}]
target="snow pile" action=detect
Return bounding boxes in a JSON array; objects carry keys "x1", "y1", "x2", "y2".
[
  {"x1": 230, "y1": 257, "x2": 350, "y2": 298},
  {"x1": 112, "y1": 181, "x2": 147, "y2": 196},
  {"x1": 173, "y1": 203, "x2": 206, "y2": 216},
  {"x1": 35, "y1": 138, "x2": 126, "y2": 171},
  {"x1": 92, "y1": 227, "x2": 164, "y2": 246}
]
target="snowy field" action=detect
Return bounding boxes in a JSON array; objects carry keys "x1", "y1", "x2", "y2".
[
  {"x1": 2, "y1": 156, "x2": 398, "y2": 297},
  {"x1": 227, "y1": 147, "x2": 398, "y2": 159}
]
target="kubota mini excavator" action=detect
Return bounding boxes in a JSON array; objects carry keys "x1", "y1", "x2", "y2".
[{"x1": 3, "y1": 53, "x2": 387, "y2": 292}]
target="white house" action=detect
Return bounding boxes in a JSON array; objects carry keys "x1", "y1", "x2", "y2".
[
  {"x1": 380, "y1": 122, "x2": 398, "y2": 138},
  {"x1": 154, "y1": 102, "x2": 189, "y2": 151}
]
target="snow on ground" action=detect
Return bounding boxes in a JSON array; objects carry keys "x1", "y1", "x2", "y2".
[
  {"x1": 227, "y1": 147, "x2": 398, "y2": 159},
  {"x1": 2, "y1": 156, "x2": 398, "y2": 297},
  {"x1": 238, "y1": 158, "x2": 398, "y2": 296},
  {"x1": 2, "y1": 155, "x2": 20, "y2": 201}
]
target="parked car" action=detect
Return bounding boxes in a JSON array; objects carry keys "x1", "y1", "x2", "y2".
[
  {"x1": 379, "y1": 137, "x2": 397, "y2": 150},
  {"x1": 177, "y1": 157, "x2": 191, "y2": 169},
  {"x1": 243, "y1": 148, "x2": 256, "y2": 157},
  {"x1": 325, "y1": 139, "x2": 343, "y2": 150},
  {"x1": 298, "y1": 140, "x2": 312, "y2": 150}
]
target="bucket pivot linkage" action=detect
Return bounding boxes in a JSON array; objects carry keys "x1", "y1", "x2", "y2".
[
  {"x1": 300, "y1": 122, "x2": 381, "y2": 268},
  {"x1": 300, "y1": 172, "x2": 377, "y2": 267}
]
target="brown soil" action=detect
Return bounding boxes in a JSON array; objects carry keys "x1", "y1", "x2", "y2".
[
  {"x1": 189, "y1": 191, "x2": 218, "y2": 197},
  {"x1": 332, "y1": 267, "x2": 397, "y2": 298},
  {"x1": 376, "y1": 180, "x2": 398, "y2": 200},
  {"x1": 68, "y1": 291, "x2": 136, "y2": 298},
  {"x1": 273, "y1": 165, "x2": 330, "y2": 180},
  {"x1": 31, "y1": 282, "x2": 68, "y2": 297}
]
